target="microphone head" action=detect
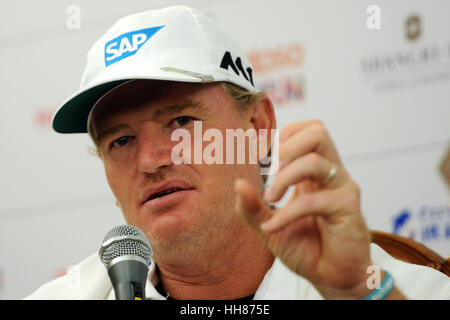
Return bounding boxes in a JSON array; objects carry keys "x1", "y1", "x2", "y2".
[{"x1": 99, "y1": 225, "x2": 153, "y2": 268}]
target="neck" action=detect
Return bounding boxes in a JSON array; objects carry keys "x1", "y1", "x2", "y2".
[{"x1": 155, "y1": 230, "x2": 275, "y2": 300}]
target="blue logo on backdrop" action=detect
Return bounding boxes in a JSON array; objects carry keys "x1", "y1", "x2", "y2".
[
  {"x1": 392, "y1": 204, "x2": 450, "y2": 243},
  {"x1": 393, "y1": 209, "x2": 412, "y2": 235},
  {"x1": 104, "y1": 26, "x2": 165, "y2": 67}
]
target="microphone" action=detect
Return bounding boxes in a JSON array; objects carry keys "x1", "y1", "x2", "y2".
[{"x1": 99, "y1": 225, "x2": 153, "y2": 300}]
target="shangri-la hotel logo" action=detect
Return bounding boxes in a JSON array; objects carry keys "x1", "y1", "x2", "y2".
[{"x1": 405, "y1": 15, "x2": 421, "y2": 41}]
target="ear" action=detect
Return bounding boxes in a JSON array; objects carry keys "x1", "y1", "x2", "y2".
[
  {"x1": 88, "y1": 144, "x2": 103, "y2": 159},
  {"x1": 249, "y1": 95, "x2": 277, "y2": 161},
  {"x1": 115, "y1": 200, "x2": 121, "y2": 208}
]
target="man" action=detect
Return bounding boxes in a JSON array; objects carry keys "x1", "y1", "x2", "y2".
[{"x1": 26, "y1": 5, "x2": 449, "y2": 300}]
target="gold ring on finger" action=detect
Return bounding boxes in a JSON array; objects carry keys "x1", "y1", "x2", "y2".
[{"x1": 320, "y1": 162, "x2": 338, "y2": 186}]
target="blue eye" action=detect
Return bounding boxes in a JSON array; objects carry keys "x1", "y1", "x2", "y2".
[
  {"x1": 175, "y1": 116, "x2": 193, "y2": 126},
  {"x1": 112, "y1": 136, "x2": 130, "y2": 148}
]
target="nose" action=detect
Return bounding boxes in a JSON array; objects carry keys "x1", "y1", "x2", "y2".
[{"x1": 136, "y1": 126, "x2": 174, "y2": 174}]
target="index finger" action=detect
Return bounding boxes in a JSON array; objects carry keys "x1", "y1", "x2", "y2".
[
  {"x1": 279, "y1": 121, "x2": 342, "y2": 168},
  {"x1": 280, "y1": 119, "x2": 325, "y2": 143}
]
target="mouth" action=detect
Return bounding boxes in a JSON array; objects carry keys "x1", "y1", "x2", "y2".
[
  {"x1": 147, "y1": 188, "x2": 186, "y2": 200},
  {"x1": 141, "y1": 180, "x2": 194, "y2": 206}
]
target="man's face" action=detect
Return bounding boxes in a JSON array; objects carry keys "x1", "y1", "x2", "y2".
[{"x1": 93, "y1": 80, "x2": 264, "y2": 263}]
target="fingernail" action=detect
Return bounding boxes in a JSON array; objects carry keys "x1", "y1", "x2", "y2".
[
  {"x1": 235, "y1": 193, "x2": 242, "y2": 211},
  {"x1": 263, "y1": 188, "x2": 274, "y2": 202},
  {"x1": 260, "y1": 221, "x2": 269, "y2": 232},
  {"x1": 260, "y1": 221, "x2": 273, "y2": 233}
]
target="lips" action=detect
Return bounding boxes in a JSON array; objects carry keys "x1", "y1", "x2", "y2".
[{"x1": 141, "y1": 180, "x2": 193, "y2": 205}]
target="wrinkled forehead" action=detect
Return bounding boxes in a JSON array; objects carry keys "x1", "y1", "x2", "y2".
[
  {"x1": 89, "y1": 79, "x2": 211, "y2": 133},
  {"x1": 90, "y1": 80, "x2": 173, "y2": 124}
]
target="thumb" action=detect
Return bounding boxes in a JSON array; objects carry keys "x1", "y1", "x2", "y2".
[{"x1": 234, "y1": 179, "x2": 273, "y2": 234}]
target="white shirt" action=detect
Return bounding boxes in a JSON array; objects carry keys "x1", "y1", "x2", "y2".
[{"x1": 25, "y1": 243, "x2": 450, "y2": 300}]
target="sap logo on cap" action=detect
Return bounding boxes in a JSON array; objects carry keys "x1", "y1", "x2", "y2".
[{"x1": 104, "y1": 26, "x2": 164, "y2": 67}]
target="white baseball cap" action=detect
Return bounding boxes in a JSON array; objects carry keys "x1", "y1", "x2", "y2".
[{"x1": 52, "y1": 5, "x2": 257, "y2": 133}]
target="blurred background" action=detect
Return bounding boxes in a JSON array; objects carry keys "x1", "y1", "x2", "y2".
[{"x1": 0, "y1": 0, "x2": 449, "y2": 299}]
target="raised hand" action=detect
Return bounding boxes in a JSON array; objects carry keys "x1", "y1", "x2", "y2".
[{"x1": 235, "y1": 119, "x2": 375, "y2": 299}]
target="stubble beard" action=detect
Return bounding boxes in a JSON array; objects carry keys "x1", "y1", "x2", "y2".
[{"x1": 147, "y1": 206, "x2": 243, "y2": 271}]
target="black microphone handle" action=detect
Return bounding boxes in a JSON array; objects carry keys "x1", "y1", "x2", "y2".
[{"x1": 108, "y1": 259, "x2": 149, "y2": 300}]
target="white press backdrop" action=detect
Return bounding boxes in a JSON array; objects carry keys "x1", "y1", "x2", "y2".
[{"x1": 0, "y1": 0, "x2": 449, "y2": 299}]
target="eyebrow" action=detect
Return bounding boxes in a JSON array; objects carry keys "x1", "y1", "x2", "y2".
[
  {"x1": 95, "y1": 99, "x2": 209, "y2": 145},
  {"x1": 153, "y1": 100, "x2": 209, "y2": 120},
  {"x1": 96, "y1": 124, "x2": 131, "y2": 147}
]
